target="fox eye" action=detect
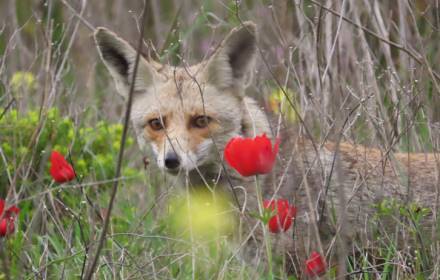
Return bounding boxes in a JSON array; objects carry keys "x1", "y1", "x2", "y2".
[
  {"x1": 191, "y1": 115, "x2": 212, "y2": 129},
  {"x1": 148, "y1": 118, "x2": 165, "y2": 131}
]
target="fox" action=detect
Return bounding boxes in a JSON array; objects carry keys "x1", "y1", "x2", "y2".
[{"x1": 94, "y1": 22, "x2": 439, "y2": 274}]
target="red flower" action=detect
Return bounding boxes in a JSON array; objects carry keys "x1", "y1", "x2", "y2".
[
  {"x1": 305, "y1": 251, "x2": 327, "y2": 276},
  {"x1": 49, "y1": 151, "x2": 75, "y2": 183},
  {"x1": 0, "y1": 199, "x2": 20, "y2": 237},
  {"x1": 224, "y1": 134, "x2": 280, "y2": 176},
  {"x1": 263, "y1": 199, "x2": 297, "y2": 233}
]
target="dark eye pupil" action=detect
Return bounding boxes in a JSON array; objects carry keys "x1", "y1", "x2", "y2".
[
  {"x1": 194, "y1": 116, "x2": 210, "y2": 128},
  {"x1": 197, "y1": 117, "x2": 206, "y2": 125},
  {"x1": 149, "y1": 119, "x2": 163, "y2": 130}
]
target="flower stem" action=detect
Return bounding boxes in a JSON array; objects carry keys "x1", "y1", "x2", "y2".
[
  {"x1": 0, "y1": 239, "x2": 11, "y2": 280},
  {"x1": 254, "y1": 175, "x2": 273, "y2": 278}
]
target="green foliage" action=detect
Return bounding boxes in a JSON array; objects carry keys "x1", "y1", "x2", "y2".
[
  {"x1": 0, "y1": 107, "x2": 139, "y2": 194},
  {"x1": 9, "y1": 71, "x2": 37, "y2": 101},
  {"x1": 10, "y1": 71, "x2": 36, "y2": 93},
  {"x1": 0, "y1": 106, "x2": 146, "y2": 278},
  {"x1": 374, "y1": 199, "x2": 431, "y2": 223},
  {"x1": 268, "y1": 88, "x2": 300, "y2": 124},
  {"x1": 226, "y1": 1, "x2": 240, "y2": 26},
  {"x1": 346, "y1": 198, "x2": 434, "y2": 278},
  {"x1": 0, "y1": 32, "x2": 5, "y2": 56}
]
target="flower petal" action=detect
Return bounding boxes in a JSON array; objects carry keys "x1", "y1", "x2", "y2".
[
  {"x1": 49, "y1": 151, "x2": 75, "y2": 183},
  {"x1": 0, "y1": 199, "x2": 4, "y2": 216},
  {"x1": 224, "y1": 134, "x2": 279, "y2": 177},
  {"x1": 263, "y1": 199, "x2": 296, "y2": 233},
  {"x1": 306, "y1": 251, "x2": 327, "y2": 276},
  {"x1": 6, "y1": 205, "x2": 20, "y2": 216}
]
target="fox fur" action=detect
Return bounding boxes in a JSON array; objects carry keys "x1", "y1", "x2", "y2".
[{"x1": 94, "y1": 22, "x2": 439, "y2": 272}]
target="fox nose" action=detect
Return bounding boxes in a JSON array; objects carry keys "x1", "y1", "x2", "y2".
[{"x1": 164, "y1": 153, "x2": 180, "y2": 170}]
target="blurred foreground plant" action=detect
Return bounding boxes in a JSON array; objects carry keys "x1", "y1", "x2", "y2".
[{"x1": 167, "y1": 190, "x2": 235, "y2": 241}]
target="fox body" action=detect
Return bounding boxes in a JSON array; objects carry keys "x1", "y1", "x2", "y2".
[{"x1": 94, "y1": 22, "x2": 439, "y2": 269}]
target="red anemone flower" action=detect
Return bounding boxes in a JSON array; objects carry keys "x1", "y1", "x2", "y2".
[
  {"x1": 49, "y1": 151, "x2": 75, "y2": 183},
  {"x1": 305, "y1": 251, "x2": 327, "y2": 276},
  {"x1": 0, "y1": 199, "x2": 20, "y2": 237},
  {"x1": 224, "y1": 134, "x2": 280, "y2": 177},
  {"x1": 263, "y1": 199, "x2": 297, "y2": 233}
]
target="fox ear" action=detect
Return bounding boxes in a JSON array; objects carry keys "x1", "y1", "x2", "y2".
[
  {"x1": 205, "y1": 22, "x2": 258, "y2": 92},
  {"x1": 94, "y1": 27, "x2": 158, "y2": 98}
]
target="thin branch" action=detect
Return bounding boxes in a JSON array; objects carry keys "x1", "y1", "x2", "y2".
[
  {"x1": 0, "y1": 97, "x2": 16, "y2": 121},
  {"x1": 308, "y1": 0, "x2": 440, "y2": 82},
  {"x1": 83, "y1": 2, "x2": 149, "y2": 278},
  {"x1": 61, "y1": 0, "x2": 95, "y2": 31}
]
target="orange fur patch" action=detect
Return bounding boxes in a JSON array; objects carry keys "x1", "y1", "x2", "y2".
[{"x1": 187, "y1": 120, "x2": 221, "y2": 152}]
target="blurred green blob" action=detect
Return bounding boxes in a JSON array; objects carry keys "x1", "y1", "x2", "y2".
[
  {"x1": 268, "y1": 88, "x2": 300, "y2": 123},
  {"x1": 1, "y1": 143, "x2": 12, "y2": 155},
  {"x1": 10, "y1": 71, "x2": 37, "y2": 94},
  {"x1": 168, "y1": 190, "x2": 236, "y2": 241}
]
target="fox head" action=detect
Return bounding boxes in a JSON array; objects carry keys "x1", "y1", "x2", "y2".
[{"x1": 94, "y1": 22, "x2": 270, "y2": 176}]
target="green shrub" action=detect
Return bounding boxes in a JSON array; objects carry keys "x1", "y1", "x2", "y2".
[{"x1": 0, "y1": 107, "x2": 140, "y2": 195}]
